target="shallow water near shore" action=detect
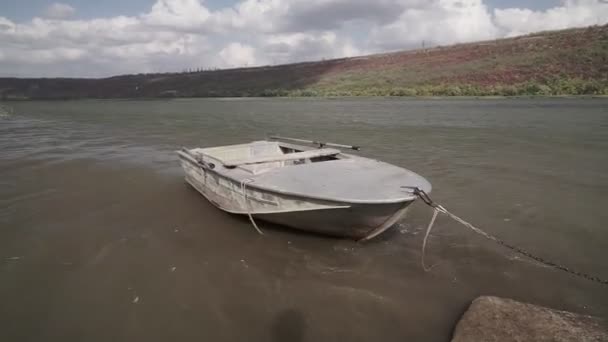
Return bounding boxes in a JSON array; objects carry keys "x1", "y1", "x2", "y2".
[{"x1": 1, "y1": 98, "x2": 607, "y2": 341}]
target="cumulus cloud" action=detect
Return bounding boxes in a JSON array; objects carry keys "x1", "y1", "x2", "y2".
[
  {"x1": 0, "y1": 0, "x2": 606, "y2": 77},
  {"x1": 370, "y1": 0, "x2": 499, "y2": 50},
  {"x1": 494, "y1": 0, "x2": 608, "y2": 36},
  {"x1": 219, "y1": 42, "x2": 257, "y2": 67},
  {"x1": 144, "y1": 0, "x2": 211, "y2": 31},
  {"x1": 0, "y1": 17, "x2": 15, "y2": 31},
  {"x1": 263, "y1": 32, "x2": 360, "y2": 64},
  {"x1": 44, "y1": 3, "x2": 76, "y2": 19}
]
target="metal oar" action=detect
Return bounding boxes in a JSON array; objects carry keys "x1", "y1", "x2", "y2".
[{"x1": 268, "y1": 135, "x2": 361, "y2": 150}]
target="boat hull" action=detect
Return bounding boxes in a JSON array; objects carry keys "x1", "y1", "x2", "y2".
[
  {"x1": 179, "y1": 154, "x2": 413, "y2": 240},
  {"x1": 256, "y1": 202, "x2": 412, "y2": 239}
]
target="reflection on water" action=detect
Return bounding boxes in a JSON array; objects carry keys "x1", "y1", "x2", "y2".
[{"x1": 1, "y1": 98, "x2": 607, "y2": 341}]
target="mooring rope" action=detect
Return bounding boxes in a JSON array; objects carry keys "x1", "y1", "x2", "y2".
[
  {"x1": 405, "y1": 186, "x2": 608, "y2": 286},
  {"x1": 421, "y1": 208, "x2": 440, "y2": 272},
  {"x1": 240, "y1": 178, "x2": 264, "y2": 235}
]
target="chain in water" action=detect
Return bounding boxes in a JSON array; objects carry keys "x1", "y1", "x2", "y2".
[{"x1": 407, "y1": 187, "x2": 608, "y2": 286}]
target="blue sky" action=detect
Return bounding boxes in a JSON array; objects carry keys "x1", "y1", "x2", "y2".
[{"x1": 0, "y1": 0, "x2": 606, "y2": 77}]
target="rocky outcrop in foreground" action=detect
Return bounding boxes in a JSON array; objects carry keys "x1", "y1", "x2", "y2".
[{"x1": 452, "y1": 296, "x2": 607, "y2": 342}]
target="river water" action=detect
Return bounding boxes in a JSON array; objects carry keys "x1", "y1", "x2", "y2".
[{"x1": 1, "y1": 98, "x2": 607, "y2": 341}]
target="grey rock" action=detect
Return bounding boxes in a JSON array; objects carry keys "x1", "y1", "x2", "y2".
[{"x1": 452, "y1": 296, "x2": 607, "y2": 342}]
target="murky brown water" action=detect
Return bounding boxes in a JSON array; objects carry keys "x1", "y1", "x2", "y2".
[{"x1": 1, "y1": 98, "x2": 607, "y2": 341}]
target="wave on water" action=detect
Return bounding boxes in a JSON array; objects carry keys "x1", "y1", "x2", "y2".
[{"x1": 0, "y1": 104, "x2": 14, "y2": 118}]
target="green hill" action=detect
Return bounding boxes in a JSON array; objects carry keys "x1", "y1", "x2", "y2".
[{"x1": 1, "y1": 25, "x2": 607, "y2": 99}]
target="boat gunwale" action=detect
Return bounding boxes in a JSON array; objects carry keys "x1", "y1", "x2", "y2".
[
  {"x1": 178, "y1": 149, "x2": 420, "y2": 205},
  {"x1": 185, "y1": 177, "x2": 351, "y2": 215}
]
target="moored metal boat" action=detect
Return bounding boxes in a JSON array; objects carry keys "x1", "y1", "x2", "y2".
[{"x1": 177, "y1": 137, "x2": 431, "y2": 240}]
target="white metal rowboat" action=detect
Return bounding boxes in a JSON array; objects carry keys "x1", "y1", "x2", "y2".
[{"x1": 177, "y1": 136, "x2": 431, "y2": 240}]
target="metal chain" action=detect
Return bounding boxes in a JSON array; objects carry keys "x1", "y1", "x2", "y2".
[{"x1": 405, "y1": 187, "x2": 608, "y2": 286}]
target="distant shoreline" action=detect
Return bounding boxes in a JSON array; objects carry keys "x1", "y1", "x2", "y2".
[
  {"x1": 1, "y1": 25, "x2": 606, "y2": 100},
  {"x1": 2, "y1": 95, "x2": 608, "y2": 102}
]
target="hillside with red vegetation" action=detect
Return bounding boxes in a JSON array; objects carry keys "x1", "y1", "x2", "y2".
[{"x1": 1, "y1": 24, "x2": 607, "y2": 98}]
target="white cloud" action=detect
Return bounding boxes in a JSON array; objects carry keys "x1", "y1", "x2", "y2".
[
  {"x1": 144, "y1": 0, "x2": 211, "y2": 31},
  {"x1": 44, "y1": 3, "x2": 76, "y2": 19},
  {"x1": 0, "y1": 0, "x2": 606, "y2": 77},
  {"x1": 370, "y1": 0, "x2": 499, "y2": 50},
  {"x1": 219, "y1": 42, "x2": 257, "y2": 67},
  {"x1": 0, "y1": 17, "x2": 15, "y2": 31},
  {"x1": 263, "y1": 31, "x2": 360, "y2": 64},
  {"x1": 494, "y1": 0, "x2": 608, "y2": 36}
]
